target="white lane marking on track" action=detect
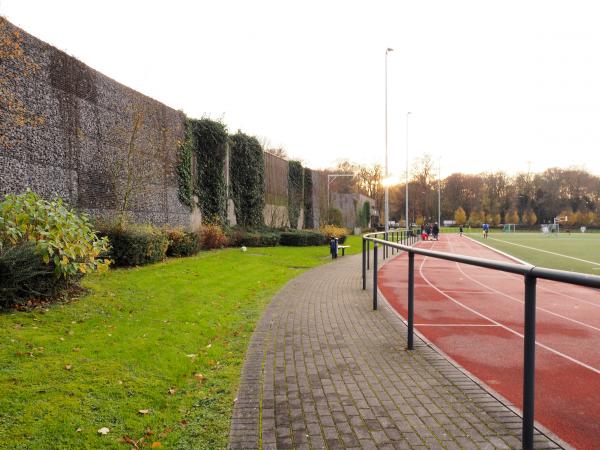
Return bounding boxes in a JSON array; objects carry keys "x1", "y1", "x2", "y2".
[
  {"x1": 464, "y1": 235, "x2": 600, "y2": 309},
  {"x1": 418, "y1": 240, "x2": 600, "y2": 375},
  {"x1": 448, "y1": 246, "x2": 600, "y2": 333},
  {"x1": 487, "y1": 237, "x2": 600, "y2": 266}
]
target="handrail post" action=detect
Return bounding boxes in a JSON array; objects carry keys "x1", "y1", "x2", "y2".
[
  {"x1": 362, "y1": 238, "x2": 366, "y2": 290},
  {"x1": 373, "y1": 242, "x2": 378, "y2": 310},
  {"x1": 367, "y1": 239, "x2": 370, "y2": 270},
  {"x1": 523, "y1": 274, "x2": 537, "y2": 450},
  {"x1": 384, "y1": 231, "x2": 388, "y2": 259},
  {"x1": 407, "y1": 251, "x2": 415, "y2": 350}
]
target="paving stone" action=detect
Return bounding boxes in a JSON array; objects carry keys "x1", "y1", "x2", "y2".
[{"x1": 229, "y1": 254, "x2": 565, "y2": 449}]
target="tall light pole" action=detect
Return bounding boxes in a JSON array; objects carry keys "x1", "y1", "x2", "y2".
[
  {"x1": 438, "y1": 156, "x2": 441, "y2": 226},
  {"x1": 405, "y1": 112, "x2": 411, "y2": 232},
  {"x1": 384, "y1": 48, "x2": 393, "y2": 236}
]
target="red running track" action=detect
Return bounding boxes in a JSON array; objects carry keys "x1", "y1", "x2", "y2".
[{"x1": 378, "y1": 234, "x2": 600, "y2": 450}]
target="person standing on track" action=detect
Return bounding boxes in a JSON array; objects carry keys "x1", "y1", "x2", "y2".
[
  {"x1": 482, "y1": 222, "x2": 489, "y2": 239},
  {"x1": 432, "y1": 222, "x2": 440, "y2": 240},
  {"x1": 459, "y1": 224, "x2": 463, "y2": 236}
]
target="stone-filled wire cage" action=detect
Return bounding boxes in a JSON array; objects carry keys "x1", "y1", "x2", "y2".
[{"x1": 263, "y1": 152, "x2": 289, "y2": 227}]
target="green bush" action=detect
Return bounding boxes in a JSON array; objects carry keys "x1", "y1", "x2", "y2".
[
  {"x1": 99, "y1": 224, "x2": 168, "y2": 267},
  {"x1": 326, "y1": 207, "x2": 344, "y2": 227},
  {"x1": 0, "y1": 243, "x2": 65, "y2": 308},
  {"x1": 199, "y1": 224, "x2": 229, "y2": 250},
  {"x1": 167, "y1": 228, "x2": 201, "y2": 257},
  {"x1": 279, "y1": 230, "x2": 324, "y2": 246},
  {"x1": 240, "y1": 231, "x2": 280, "y2": 247},
  {"x1": 0, "y1": 190, "x2": 110, "y2": 277}
]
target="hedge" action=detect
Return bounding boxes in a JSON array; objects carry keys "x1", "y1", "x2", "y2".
[
  {"x1": 279, "y1": 230, "x2": 324, "y2": 246},
  {"x1": 167, "y1": 228, "x2": 201, "y2": 257},
  {"x1": 240, "y1": 231, "x2": 280, "y2": 247},
  {"x1": 100, "y1": 225, "x2": 169, "y2": 267}
]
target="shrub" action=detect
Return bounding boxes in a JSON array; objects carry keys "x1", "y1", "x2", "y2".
[
  {"x1": 167, "y1": 228, "x2": 201, "y2": 257},
  {"x1": 0, "y1": 243, "x2": 65, "y2": 308},
  {"x1": 240, "y1": 231, "x2": 280, "y2": 247},
  {"x1": 279, "y1": 230, "x2": 324, "y2": 246},
  {"x1": 326, "y1": 207, "x2": 344, "y2": 227},
  {"x1": 99, "y1": 224, "x2": 168, "y2": 267},
  {"x1": 199, "y1": 224, "x2": 229, "y2": 250},
  {"x1": 320, "y1": 225, "x2": 349, "y2": 244},
  {"x1": 0, "y1": 191, "x2": 110, "y2": 278}
]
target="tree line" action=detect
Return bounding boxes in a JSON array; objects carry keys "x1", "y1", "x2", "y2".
[{"x1": 328, "y1": 156, "x2": 600, "y2": 228}]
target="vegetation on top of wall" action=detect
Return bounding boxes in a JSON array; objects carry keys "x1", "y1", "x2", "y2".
[
  {"x1": 188, "y1": 118, "x2": 228, "y2": 225},
  {"x1": 303, "y1": 168, "x2": 314, "y2": 229},
  {"x1": 288, "y1": 161, "x2": 304, "y2": 229},
  {"x1": 229, "y1": 131, "x2": 265, "y2": 228}
]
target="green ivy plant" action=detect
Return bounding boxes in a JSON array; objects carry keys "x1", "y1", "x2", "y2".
[
  {"x1": 0, "y1": 190, "x2": 111, "y2": 277},
  {"x1": 188, "y1": 118, "x2": 228, "y2": 225},
  {"x1": 303, "y1": 168, "x2": 314, "y2": 228},
  {"x1": 229, "y1": 131, "x2": 265, "y2": 228},
  {"x1": 288, "y1": 160, "x2": 304, "y2": 229},
  {"x1": 176, "y1": 123, "x2": 194, "y2": 210}
]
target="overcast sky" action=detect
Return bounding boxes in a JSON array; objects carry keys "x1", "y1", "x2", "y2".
[{"x1": 3, "y1": 0, "x2": 600, "y2": 178}]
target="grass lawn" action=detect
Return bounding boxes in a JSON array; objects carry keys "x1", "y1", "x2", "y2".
[
  {"x1": 0, "y1": 236, "x2": 361, "y2": 449},
  {"x1": 468, "y1": 231, "x2": 600, "y2": 275}
]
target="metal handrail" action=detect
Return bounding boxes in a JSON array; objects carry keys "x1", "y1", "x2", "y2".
[{"x1": 361, "y1": 231, "x2": 600, "y2": 450}]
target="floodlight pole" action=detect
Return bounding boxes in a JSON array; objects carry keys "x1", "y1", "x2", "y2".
[
  {"x1": 405, "y1": 112, "x2": 411, "y2": 232},
  {"x1": 384, "y1": 48, "x2": 393, "y2": 236},
  {"x1": 438, "y1": 156, "x2": 441, "y2": 226}
]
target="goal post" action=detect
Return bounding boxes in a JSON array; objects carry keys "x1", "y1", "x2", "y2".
[{"x1": 502, "y1": 223, "x2": 516, "y2": 233}]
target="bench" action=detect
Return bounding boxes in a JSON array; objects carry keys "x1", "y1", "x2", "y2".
[{"x1": 337, "y1": 245, "x2": 350, "y2": 256}]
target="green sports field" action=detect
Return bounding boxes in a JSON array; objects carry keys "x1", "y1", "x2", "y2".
[{"x1": 468, "y1": 231, "x2": 600, "y2": 275}]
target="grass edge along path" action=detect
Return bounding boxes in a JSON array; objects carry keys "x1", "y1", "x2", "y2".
[{"x1": 0, "y1": 236, "x2": 361, "y2": 449}]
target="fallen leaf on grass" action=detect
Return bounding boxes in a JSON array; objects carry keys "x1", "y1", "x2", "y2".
[
  {"x1": 206, "y1": 343, "x2": 212, "y2": 349},
  {"x1": 98, "y1": 427, "x2": 110, "y2": 435},
  {"x1": 186, "y1": 354, "x2": 197, "y2": 359},
  {"x1": 194, "y1": 373, "x2": 205, "y2": 382},
  {"x1": 76, "y1": 428, "x2": 82, "y2": 432},
  {"x1": 138, "y1": 409, "x2": 150, "y2": 415},
  {"x1": 64, "y1": 364, "x2": 72, "y2": 370},
  {"x1": 167, "y1": 388, "x2": 176, "y2": 395},
  {"x1": 151, "y1": 443, "x2": 162, "y2": 448}
]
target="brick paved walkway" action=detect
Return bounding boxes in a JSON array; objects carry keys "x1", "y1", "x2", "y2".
[{"x1": 229, "y1": 254, "x2": 565, "y2": 449}]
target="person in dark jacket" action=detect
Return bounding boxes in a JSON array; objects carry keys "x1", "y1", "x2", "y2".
[{"x1": 432, "y1": 222, "x2": 440, "y2": 240}]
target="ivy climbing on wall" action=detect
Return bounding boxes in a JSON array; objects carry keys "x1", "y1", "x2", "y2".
[
  {"x1": 176, "y1": 123, "x2": 194, "y2": 210},
  {"x1": 187, "y1": 118, "x2": 228, "y2": 224},
  {"x1": 288, "y1": 160, "x2": 304, "y2": 229},
  {"x1": 303, "y1": 168, "x2": 314, "y2": 229},
  {"x1": 229, "y1": 131, "x2": 265, "y2": 228}
]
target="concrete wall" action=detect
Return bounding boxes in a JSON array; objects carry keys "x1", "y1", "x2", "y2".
[{"x1": 0, "y1": 18, "x2": 189, "y2": 226}]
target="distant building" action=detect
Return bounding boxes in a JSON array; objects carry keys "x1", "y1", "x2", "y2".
[{"x1": 330, "y1": 193, "x2": 378, "y2": 229}]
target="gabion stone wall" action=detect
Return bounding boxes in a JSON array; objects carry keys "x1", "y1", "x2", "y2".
[{"x1": 0, "y1": 18, "x2": 189, "y2": 226}]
